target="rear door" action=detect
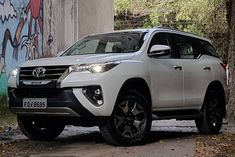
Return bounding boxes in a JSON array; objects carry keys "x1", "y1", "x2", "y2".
[{"x1": 172, "y1": 35, "x2": 213, "y2": 108}]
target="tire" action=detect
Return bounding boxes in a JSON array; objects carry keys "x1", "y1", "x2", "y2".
[
  {"x1": 99, "y1": 90, "x2": 151, "y2": 145},
  {"x1": 17, "y1": 116, "x2": 65, "y2": 141},
  {"x1": 195, "y1": 90, "x2": 223, "y2": 134}
]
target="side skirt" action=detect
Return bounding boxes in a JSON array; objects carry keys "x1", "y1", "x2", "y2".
[{"x1": 152, "y1": 109, "x2": 203, "y2": 121}]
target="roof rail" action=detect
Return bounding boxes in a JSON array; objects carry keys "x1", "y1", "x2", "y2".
[
  {"x1": 155, "y1": 26, "x2": 204, "y2": 37},
  {"x1": 154, "y1": 26, "x2": 180, "y2": 31},
  {"x1": 153, "y1": 26, "x2": 210, "y2": 42}
]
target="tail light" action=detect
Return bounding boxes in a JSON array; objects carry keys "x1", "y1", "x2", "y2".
[
  {"x1": 220, "y1": 63, "x2": 229, "y2": 85},
  {"x1": 220, "y1": 63, "x2": 227, "y2": 71}
]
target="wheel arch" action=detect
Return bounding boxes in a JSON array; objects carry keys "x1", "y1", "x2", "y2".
[
  {"x1": 116, "y1": 78, "x2": 152, "y2": 109},
  {"x1": 203, "y1": 81, "x2": 226, "y2": 117}
]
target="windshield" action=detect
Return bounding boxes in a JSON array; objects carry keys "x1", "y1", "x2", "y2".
[{"x1": 62, "y1": 31, "x2": 146, "y2": 56}]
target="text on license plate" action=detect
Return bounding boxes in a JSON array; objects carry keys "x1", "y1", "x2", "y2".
[{"x1": 23, "y1": 98, "x2": 47, "y2": 109}]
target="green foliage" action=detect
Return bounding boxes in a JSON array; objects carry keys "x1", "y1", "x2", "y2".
[
  {"x1": 148, "y1": 0, "x2": 226, "y2": 34},
  {"x1": 115, "y1": 0, "x2": 132, "y2": 15},
  {"x1": 115, "y1": 0, "x2": 154, "y2": 15}
]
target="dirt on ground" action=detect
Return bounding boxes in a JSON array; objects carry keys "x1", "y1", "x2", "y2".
[
  {"x1": 195, "y1": 133, "x2": 235, "y2": 157},
  {"x1": 0, "y1": 114, "x2": 17, "y2": 133},
  {"x1": 0, "y1": 120, "x2": 197, "y2": 157},
  {"x1": 0, "y1": 119, "x2": 235, "y2": 157}
]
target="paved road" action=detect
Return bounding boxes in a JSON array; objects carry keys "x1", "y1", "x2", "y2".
[{"x1": 0, "y1": 120, "x2": 199, "y2": 157}]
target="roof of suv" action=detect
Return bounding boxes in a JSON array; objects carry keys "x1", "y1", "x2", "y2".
[
  {"x1": 112, "y1": 27, "x2": 212, "y2": 43},
  {"x1": 86, "y1": 27, "x2": 211, "y2": 44}
]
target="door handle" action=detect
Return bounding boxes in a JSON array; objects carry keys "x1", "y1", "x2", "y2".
[
  {"x1": 203, "y1": 67, "x2": 211, "y2": 71},
  {"x1": 174, "y1": 65, "x2": 182, "y2": 70}
]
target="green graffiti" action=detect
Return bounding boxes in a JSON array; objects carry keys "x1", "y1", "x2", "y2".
[{"x1": 0, "y1": 73, "x2": 7, "y2": 95}]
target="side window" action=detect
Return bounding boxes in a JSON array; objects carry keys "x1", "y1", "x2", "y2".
[
  {"x1": 148, "y1": 33, "x2": 173, "y2": 58},
  {"x1": 191, "y1": 39, "x2": 205, "y2": 56},
  {"x1": 149, "y1": 33, "x2": 169, "y2": 46},
  {"x1": 200, "y1": 41, "x2": 219, "y2": 57},
  {"x1": 173, "y1": 35, "x2": 196, "y2": 59}
]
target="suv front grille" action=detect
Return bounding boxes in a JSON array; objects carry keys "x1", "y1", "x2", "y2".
[{"x1": 19, "y1": 66, "x2": 69, "y2": 81}]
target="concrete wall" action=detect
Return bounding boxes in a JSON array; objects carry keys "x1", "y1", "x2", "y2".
[{"x1": 43, "y1": 0, "x2": 114, "y2": 56}]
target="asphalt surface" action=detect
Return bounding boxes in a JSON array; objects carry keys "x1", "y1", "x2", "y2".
[{"x1": 0, "y1": 120, "x2": 200, "y2": 157}]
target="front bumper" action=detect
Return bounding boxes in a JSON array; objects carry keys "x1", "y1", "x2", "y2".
[
  {"x1": 10, "y1": 107, "x2": 80, "y2": 117},
  {"x1": 8, "y1": 88, "x2": 94, "y2": 117}
]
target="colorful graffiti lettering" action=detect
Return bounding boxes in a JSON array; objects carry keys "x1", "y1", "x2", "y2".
[{"x1": 0, "y1": 0, "x2": 44, "y2": 95}]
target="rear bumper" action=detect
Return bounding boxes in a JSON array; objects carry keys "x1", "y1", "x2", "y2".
[{"x1": 8, "y1": 88, "x2": 94, "y2": 117}]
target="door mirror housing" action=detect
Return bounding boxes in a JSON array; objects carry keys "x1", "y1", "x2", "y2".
[{"x1": 149, "y1": 45, "x2": 171, "y2": 57}]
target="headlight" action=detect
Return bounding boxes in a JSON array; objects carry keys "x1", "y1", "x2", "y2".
[
  {"x1": 69, "y1": 62, "x2": 120, "y2": 73},
  {"x1": 91, "y1": 65, "x2": 103, "y2": 73},
  {"x1": 10, "y1": 68, "x2": 19, "y2": 77}
]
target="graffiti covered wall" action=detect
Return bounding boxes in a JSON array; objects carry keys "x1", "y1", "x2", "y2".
[{"x1": 0, "y1": 0, "x2": 43, "y2": 95}]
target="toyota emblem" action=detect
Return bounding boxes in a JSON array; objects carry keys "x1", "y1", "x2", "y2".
[{"x1": 32, "y1": 67, "x2": 46, "y2": 78}]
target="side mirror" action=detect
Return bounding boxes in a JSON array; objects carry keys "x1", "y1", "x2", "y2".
[
  {"x1": 149, "y1": 45, "x2": 171, "y2": 57},
  {"x1": 55, "y1": 51, "x2": 64, "y2": 57}
]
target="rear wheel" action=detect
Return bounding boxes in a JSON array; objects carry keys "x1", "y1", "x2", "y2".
[
  {"x1": 99, "y1": 90, "x2": 151, "y2": 145},
  {"x1": 195, "y1": 90, "x2": 223, "y2": 134},
  {"x1": 18, "y1": 116, "x2": 65, "y2": 140}
]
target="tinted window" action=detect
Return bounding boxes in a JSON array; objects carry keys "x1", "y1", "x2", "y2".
[
  {"x1": 172, "y1": 35, "x2": 196, "y2": 59},
  {"x1": 62, "y1": 32, "x2": 146, "y2": 56},
  {"x1": 149, "y1": 33, "x2": 170, "y2": 46},
  {"x1": 148, "y1": 33, "x2": 173, "y2": 58},
  {"x1": 191, "y1": 38, "x2": 205, "y2": 56},
  {"x1": 200, "y1": 41, "x2": 219, "y2": 57},
  {"x1": 191, "y1": 39, "x2": 219, "y2": 57}
]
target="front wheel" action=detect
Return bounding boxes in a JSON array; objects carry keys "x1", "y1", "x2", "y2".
[
  {"x1": 99, "y1": 90, "x2": 151, "y2": 145},
  {"x1": 195, "y1": 90, "x2": 223, "y2": 134},
  {"x1": 18, "y1": 116, "x2": 65, "y2": 141}
]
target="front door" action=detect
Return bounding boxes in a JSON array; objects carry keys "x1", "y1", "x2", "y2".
[{"x1": 148, "y1": 32, "x2": 184, "y2": 110}]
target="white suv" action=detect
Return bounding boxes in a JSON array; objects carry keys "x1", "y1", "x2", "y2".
[{"x1": 8, "y1": 27, "x2": 227, "y2": 145}]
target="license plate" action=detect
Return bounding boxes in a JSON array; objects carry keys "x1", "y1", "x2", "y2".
[{"x1": 23, "y1": 98, "x2": 47, "y2": 109}]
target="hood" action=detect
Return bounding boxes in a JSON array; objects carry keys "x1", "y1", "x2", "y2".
[{"x1": 20, "y1": 53, "x2": 135, "y2": 67}]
